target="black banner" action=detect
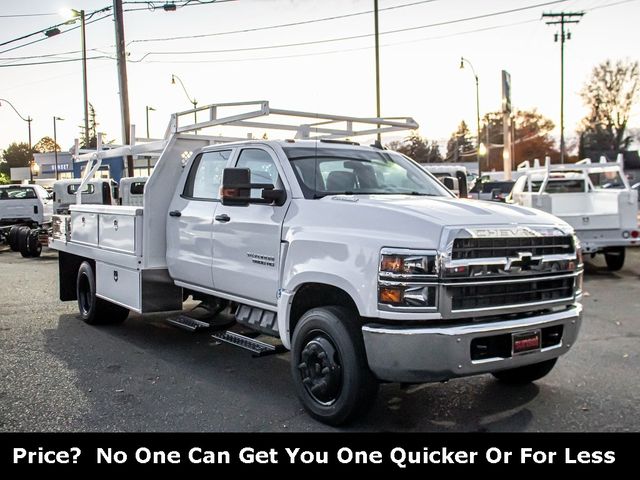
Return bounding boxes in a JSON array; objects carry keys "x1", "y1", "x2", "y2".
[{"x1": 0, "y1": 433, "x2": 634, "y2": 472}]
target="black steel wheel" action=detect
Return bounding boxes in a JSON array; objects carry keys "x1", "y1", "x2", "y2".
[
  {"x1": 291, "y1": 306, "x2": 378, "y2": 426},
  {"x1": 27, "y1": 230, "x2": 42, "y2": 257},
  {"x1": 76, "y1": 261, "x2": 129, "y2": 325}
]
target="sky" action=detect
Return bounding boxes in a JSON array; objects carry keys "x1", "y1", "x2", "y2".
[{"x1": 1, "y1": 0, "x2": 639, "y2": 153}]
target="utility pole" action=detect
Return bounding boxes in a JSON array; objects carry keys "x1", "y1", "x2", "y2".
[
  {"x1": 374, "y1": 0, "x2": 381, "y2": 144},
  {"x1": 80, "y1": 9, "x2": 89, "y2": 146},
  {"x1": 542, "y1": 11, "x2": 584, "y2": 164},
  {"x1": 113, "y1": 0, "x2": 133, "y2": 176}
]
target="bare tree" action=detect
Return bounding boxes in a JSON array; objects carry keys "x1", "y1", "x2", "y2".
[{"x1": 579, "y1": 59, "x2": 639, "y2": 154}]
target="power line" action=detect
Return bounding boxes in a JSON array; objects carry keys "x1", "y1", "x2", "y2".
[
  {"x1": 0, "y1": 13, "x2": 57, "y2": 18},
  {"x1": 129, "y1": 0, "x2": 441, "y2": 44},
  {"x1": 0, "y1": 13, "x2": 112, "y2": 56},
  {"x1": 130, "y1": 0, "x2": 568, "y2": 60},
  {"x1": 0, "y1": 56, "x2": 113, "y2": 68}
]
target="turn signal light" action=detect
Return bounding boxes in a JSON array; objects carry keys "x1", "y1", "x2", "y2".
[{"x1": 379, "y1": 287, "x2": 403, "y2": 305}]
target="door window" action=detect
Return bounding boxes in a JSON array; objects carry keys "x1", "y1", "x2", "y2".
[
  {"x1": 183, "y1": 150, "x2": 231, "y2": 200},
  {"x1": 235, "y1": 148, "x2": 281, "y2": 198}
]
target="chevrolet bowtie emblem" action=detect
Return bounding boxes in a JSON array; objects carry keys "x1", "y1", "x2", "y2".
[{"x1": 504, "y1": 252, "x2": 533, "y2": 272}]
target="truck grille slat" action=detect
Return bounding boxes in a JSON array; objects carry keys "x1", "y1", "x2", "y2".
[
  {"x1": 450, "y1": 277, "x2": 574, "y2": 310},
  {"x1": 452, "y1": 236, "x2": 574, "y2": 260}
]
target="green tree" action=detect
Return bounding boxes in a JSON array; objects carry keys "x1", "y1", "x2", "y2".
[
  {"x1": 387, "y1": 131, "x2": 443, "y2": 163},
  {"x1": 33, "y1": 136, "x2": 61, "y2": 153},
  {"x1": 0, "y1": 172, "x2": 10, "y2": 184},
  {"x1": 446, "y1": 121, "x2": 475, "y2": 162},
  {"x1": 579, "y1": 59, "x2": 639, "y2": 156},
  {"x1": 1, "y1": 142, "x2": 32, "y2": 176}
]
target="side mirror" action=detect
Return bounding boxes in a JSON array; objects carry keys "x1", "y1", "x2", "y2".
[{"x1": 221, "y1": 168, "x2": 286, "y2": 207}]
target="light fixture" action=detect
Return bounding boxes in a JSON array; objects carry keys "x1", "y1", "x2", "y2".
[{"x1": 479, "y1": 142, "x2": 487, "y2": 157}]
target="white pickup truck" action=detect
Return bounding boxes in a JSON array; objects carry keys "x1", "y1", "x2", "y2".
[
  {"x1": 49, "y1": 102, "x2": 583, "y2": 425},
  {"x1": 511, "y1": 157, "x2": 639, "y2": 270},
  {"x1": 1, "y1": 184, "x2": 52, "y2": 256}
]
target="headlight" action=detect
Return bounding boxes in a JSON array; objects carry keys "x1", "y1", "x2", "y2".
[
  {"x1": 379, "y1": 249, "x2": 437, "y2": 278},
  {"x1": 378, "y1": 248, "x2": 438, "y2": 309}
]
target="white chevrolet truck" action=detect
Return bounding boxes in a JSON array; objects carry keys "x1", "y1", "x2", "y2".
[{"x1": 49, "y1": 102, "x2": 583, "y2": 425}]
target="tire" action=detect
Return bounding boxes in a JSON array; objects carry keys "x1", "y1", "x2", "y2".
[
  {"x1": 8, "y1": 226, "x2": 21, "y2": 251},
  {"x1": 76, "y1": 261, "x2": 129, "y2": 325},
  {"x1": 291, "y1": 306, "x2": 378, "y2": 426},
  {"x1": 26, "y1": 230, "x2": 42, "y2": 257},
  {"x1": 18, "y1": 227, "x2": 32, "y2": 258},
  {"x1": 492, "y1": 358, "x2": 558, "y2": 385},
  {"x1": 604, "y1": 247, "x2": 625, "y2": 271}
]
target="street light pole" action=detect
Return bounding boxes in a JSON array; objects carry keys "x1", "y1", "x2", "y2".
[
  {"x1": 145, "y1": 106, "x2": 155, "y2": 139},
  {"x1": 460, "y1": 57, "x2": 481, "y2": 191},
  {"x1": 374, "y1": 0, "x2": 381, "y2": 144},
  {"x1": 53, "y1": 116, "x2": 64, "y2": 180},
  {"x1": 171, "y1": 74, "x2": 198, "y2": 128},
  {"x1": 0, "y1": 98, "x2": 34, "y2": 182}
]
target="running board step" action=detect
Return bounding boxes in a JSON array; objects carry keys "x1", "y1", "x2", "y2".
[
  {"x1": 212, "y1": 330, "x2": 285, "y2": 357},
  {"x1": 167, "y1": 315, "x2": 211, "y2": 332}
]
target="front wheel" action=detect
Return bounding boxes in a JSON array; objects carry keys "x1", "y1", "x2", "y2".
[
  {"x1": 77, "y1": 261, "x2": 129, "y2": 325},
  {"x1": 492, "y1": 358, "x2": 557, "y2": 385},
  {"x1": 291, "y1": 306, "x2": 378, "y2": 426},
  {"x1": 604, "y1": 247, "x2": 625, "y2": 271}
]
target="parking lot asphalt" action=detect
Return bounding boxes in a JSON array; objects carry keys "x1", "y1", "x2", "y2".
[{"x1": 0, "y1": 245, "x2": 638, "y2": 432}]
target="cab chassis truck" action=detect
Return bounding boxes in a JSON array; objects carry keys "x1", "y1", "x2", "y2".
[{"x1": 49, "y1": 101, "x2": 583, "y2": 425}]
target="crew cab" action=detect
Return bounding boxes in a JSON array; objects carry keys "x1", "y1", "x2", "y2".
[
  {"x1": 1, "y1": 184, "x2": 53, "y2": 256},
  {"x1": 48, "y1": 102, "x2": 583, "y2": 425},
  {"x1": 511, "y1": 157, "x2": 638, "y2": 270}
]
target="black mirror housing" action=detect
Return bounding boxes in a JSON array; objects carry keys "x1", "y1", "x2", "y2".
[{"x1": 221, "y1": 167, "x2": 286, "y2": 207}]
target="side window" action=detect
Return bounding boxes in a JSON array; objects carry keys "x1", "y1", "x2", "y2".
[
  {"x1": 235, "y1": 148, "x2": 281, "y2": 199},
  {"x1": 183, "y1": 150, "x2": 231, "y2": 200}
]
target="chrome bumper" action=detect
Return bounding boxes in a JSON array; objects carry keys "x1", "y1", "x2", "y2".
[{"x1": 362, "y1": 304, "x2": 582, "y2": 383}]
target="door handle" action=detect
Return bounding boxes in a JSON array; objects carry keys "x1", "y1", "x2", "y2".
[
  {"x1": 169, "y1": 210, "x2": 182, "y2": 217},
  {"x1": 215, "y1": 214, "x2": 230, "y2": 222}
]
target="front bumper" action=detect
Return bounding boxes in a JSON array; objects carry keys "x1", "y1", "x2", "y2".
[{"x1": 362, "y1": 304, "x2": 582, "y2": 383}]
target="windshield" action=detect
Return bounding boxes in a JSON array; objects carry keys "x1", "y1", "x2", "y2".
[
  {"x1": 589, "y1": 171, "x2": 626, "y2": 189},
  {"x1": 284, "y1": 147, "x2": 452, "y2": 199}
]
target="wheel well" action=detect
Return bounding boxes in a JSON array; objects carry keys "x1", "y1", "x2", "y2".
[
  {"x1": 59, "y1": 252, "x2": 93, "y2": 301},
  {"x1": 288, "y1": 283, "x2": 359, "y2": 339}
]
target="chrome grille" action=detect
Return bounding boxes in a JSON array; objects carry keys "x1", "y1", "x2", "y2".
[
  {"x1": 449, "y1": 276, "x2": 575, "y2": 311},
  {"x1": 451, "y1": 235, "x2": 574, "y2": 260}
]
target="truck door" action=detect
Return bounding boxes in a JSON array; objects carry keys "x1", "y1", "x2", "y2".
[
  {"x1": 166, "y1": 149, "x2": 232, "y2": 289},
  {"x1": 211, "y1": 147, "x2": 289, "y2": 306}
]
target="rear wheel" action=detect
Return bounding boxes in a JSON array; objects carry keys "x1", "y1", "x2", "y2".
[
  {"x1": 291, "y1": 306, "x2": 378, "y2": 426},
  {"x1": 8, "y1": 225, "x2": 21, "y2": 251},
  {"x1": 604, "y1": 247, "x2": 625, "y2": 271},
  {"x1": 492, "y1": 358, "x2": 557, "y2": 385},
  {"x1": 27, "y1": 230, "x2": 42, "y2": 257},
  {"x1": 18, "y1": 227, "x2": 32, "y2": 258},
  {"x1": 76, "y1": 261, "x2": 129, "y2": 325}
]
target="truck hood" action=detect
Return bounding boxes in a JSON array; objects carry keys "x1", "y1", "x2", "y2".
[{"x1": 327, "y1": 194, "x2": 570, "y2": 229}]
